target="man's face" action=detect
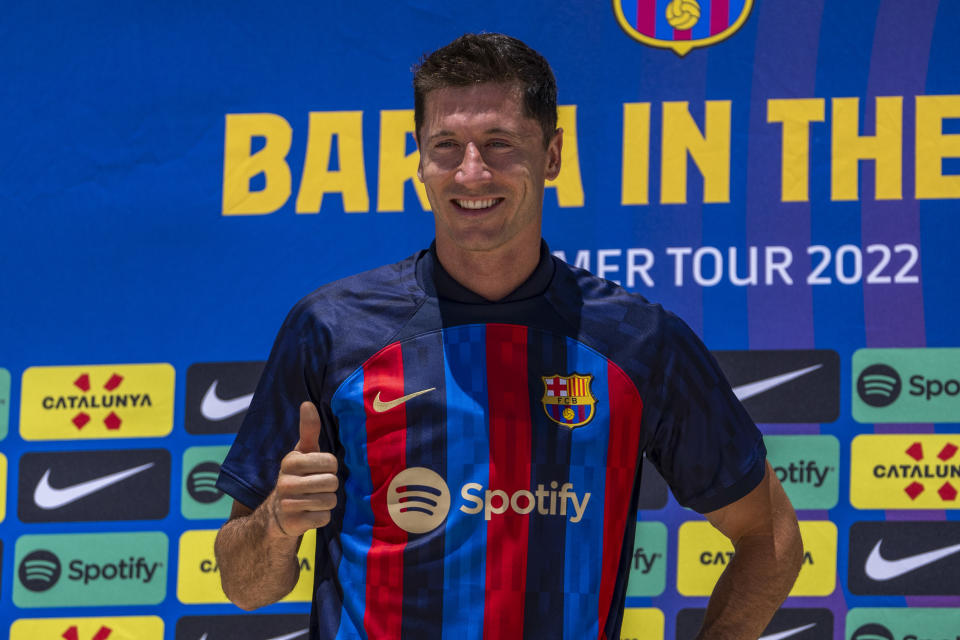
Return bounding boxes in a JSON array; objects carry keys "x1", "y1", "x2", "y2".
[{"x1": 417, "y1": 83, "x2": 562, "y2": 255}]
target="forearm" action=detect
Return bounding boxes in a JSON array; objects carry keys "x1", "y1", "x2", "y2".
[
  {"x1": 214, "y1": 495, "x2": 302, "y2": 611},
  {"x1": 695, "y1": 526, "x2": 804, "y2": 640}
]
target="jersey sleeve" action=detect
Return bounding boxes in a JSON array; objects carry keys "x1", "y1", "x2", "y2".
[
  {"x1": 641, "y1": 312, "x2": 766, "y2": 514},
  {"x1": 216, "y1": 299, "x2": 330, "y2": 510}
]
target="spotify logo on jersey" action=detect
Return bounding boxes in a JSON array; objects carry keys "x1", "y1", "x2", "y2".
[
  {"x1": 387, "y1": 468, "x2": 591, "y2": 534},
  {"x1": 19, "y1": 550, "x2": 61, "y2": 592},
  {"x1": 387, "y1": 467, "x2": 451, "y2": 534},
  {"x1": 857, "y1": 364, "x2": 902, "y2": 407}
]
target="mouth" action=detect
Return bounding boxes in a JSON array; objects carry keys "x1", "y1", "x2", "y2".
[{"x1": 452, "y1": 197, "x2": 504, "y2": 211}]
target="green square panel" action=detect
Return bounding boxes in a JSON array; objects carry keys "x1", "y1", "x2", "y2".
[
  {"x1": 766, "y1": 435, "x2": 839, "y2": 510},
  {"x1": 181, "y1": 445, "x2": 232, "y2": 520},
  {"x1": 625, "y1": 521, "x2": 666, "y2": 596},
  {"x1": 0, "y1": 367, "x2": 9, "y2": 440}
]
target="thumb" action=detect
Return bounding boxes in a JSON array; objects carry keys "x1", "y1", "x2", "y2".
[{"x1": 295, "y1": 401, "x2": 324, "y2": 453}]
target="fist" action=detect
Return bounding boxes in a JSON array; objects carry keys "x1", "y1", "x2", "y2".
[{"x1": 270, "y1": 401, "x2": 339, "y2": 537}]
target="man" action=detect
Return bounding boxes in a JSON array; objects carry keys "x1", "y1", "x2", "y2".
[{"x1": 215, "y1": 33, "x2": 802, "y2": 640}]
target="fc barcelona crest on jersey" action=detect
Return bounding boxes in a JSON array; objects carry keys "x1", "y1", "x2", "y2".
[
  {"x1": 613, "y1": 0, "x2": 754, "y2": 56},
  {"x1": 541, "y1": 374, "x2": 597, "y2": 428}
]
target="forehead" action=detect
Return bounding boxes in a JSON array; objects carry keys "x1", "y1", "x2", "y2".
[{"x1": 421, "y1": 83, "x2": 536, "y2": 134}]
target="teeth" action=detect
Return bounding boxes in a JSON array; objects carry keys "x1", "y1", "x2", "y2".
[{"x1": 456, "y1": 198, "x2": 498, "y2": 210}]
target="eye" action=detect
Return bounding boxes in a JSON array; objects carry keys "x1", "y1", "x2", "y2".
[
  {"x1": 488, "y1": 140, "x2": 511, "y2": 148},
  {"x1": 434, "y1": 140, "x2": 457, "y2": 149}
]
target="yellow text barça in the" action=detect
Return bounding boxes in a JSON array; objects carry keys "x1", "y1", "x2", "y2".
[{"x1": 222, "y1": 95, "x2": 960, "y2": 214}]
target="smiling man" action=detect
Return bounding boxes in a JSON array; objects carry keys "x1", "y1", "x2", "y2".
[
  {"x1": 416, "y1": 78, "x2": 561, "y2": 301},
  {"x1": 214, "y1": 33, "x2": 802, "y2": 640}
]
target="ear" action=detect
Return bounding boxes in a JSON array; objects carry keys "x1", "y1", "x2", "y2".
[
  {"x1": 416, "y1": 135, "x2": 425, "y2": 183},
  {"x1": 545, "y1": 128, "x2": 563, "y2": 181}
]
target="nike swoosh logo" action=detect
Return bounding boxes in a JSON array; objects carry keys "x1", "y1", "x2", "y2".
[
  {"x1": 732, "y1": 364, "x2": 823, "y2": 401},
  {"x1": 197, "y1": 632, "x2": 306, "y2": 640},
  {"x1": 266, "y1": 630, "x2": 309, "y2": 640},
  {"x1": 373, "y1": 387, "x2": 436, "y2": 413},
  {"x1": 865, "y1": 538, "x2": 960, "y2": 581},
  {"x1": 759, "y1": 623, "x2": 816, "y2": 640},
  {"x1": 201, "y1": 379, "x2": 254, "y2": 421},
  {"x1": 34, "y1": 462, "x2": 156, "y2": 510}
]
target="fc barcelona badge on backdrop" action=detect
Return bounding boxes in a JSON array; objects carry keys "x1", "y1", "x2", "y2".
[
  {"x1": 542, "y1": 374, "x2": 597, "y2": 428},
  {"x1": 613, "y1": 0, "x2": 754, "y2": 56}
]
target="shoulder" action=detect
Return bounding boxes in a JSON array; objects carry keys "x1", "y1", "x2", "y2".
[
  {"x1": 548, "y1": 257, "x2": 686, "y2": 348},
  {"x1": 268, "y1": 251, "x2": 432, "y2": 392},
  {"x1": 546, "y1": 257, "x2": 714, "y2": 396},
  {"x1": 283, "y1": 251, "x2": 426, "y2": 337}
]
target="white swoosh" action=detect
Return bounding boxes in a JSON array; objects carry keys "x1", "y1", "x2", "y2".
[
  {"x1": 865, "y1": 538, "x2": 960, "y2": 581},
  {"x1": 201, "y1": 379, "x2": 254, "y2": 421},
  {"x1": 732, "y1": 364, "x2": 823, "y2": 401},
  {"x1": 34, "y1": 462, "x2": 155, "y2": 510},
  {"x1": 194, "y1": 627, "x2": 307, "y2": 640},
  {"x1": 266, "y1": 630, "x2": 309, "y2": 640},
  {"x1": 759, "y1": 623, "x2": 816, "y2": 640}
]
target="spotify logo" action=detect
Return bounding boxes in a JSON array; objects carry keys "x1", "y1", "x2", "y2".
[
  {"x1": 850, "y1": 623, "x2": 894, "y2": 640},
  {"x1": 14, "y1": 532, "x2": 168, "y2": 607},
  {"x1": 187, "y1": 462, "x2": 223, "y2": 504},
  {"x1": 853, "y1": 349, "x2": 960, "y2": 423},
  {"x1": 857, "y1": 364, "x2": 902, "y2": 407},
  {"x1": 847, "y1": 608, "x2": 960, "y2": 640},
  {"x1": 181, "y1": 446, "x2": 230, "y2": 520},
  {"x1": 387, "y1": 467, "x2": 451, "y2": 534},
  {"x1": 19, "y1": 550, "x2": 61, "y2": 592}
]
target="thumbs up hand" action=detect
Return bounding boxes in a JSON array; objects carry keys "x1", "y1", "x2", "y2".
[
  {"x1": 270, "y1": 402, "x2": 339, "y2": 538},
  {"x1": 294, "y1": 400, "x2": 326, "y2": 454}
]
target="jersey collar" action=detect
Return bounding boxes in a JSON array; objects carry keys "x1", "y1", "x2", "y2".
[{"x1": 418, "y1": 240, "x2": 555, "y2": 304}]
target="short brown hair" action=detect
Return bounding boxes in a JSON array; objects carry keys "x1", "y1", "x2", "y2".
[{"x1": 413, "y1": 33, "x2": 558, "y2": 147}]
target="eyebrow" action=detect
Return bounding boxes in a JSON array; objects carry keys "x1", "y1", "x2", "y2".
[
  {"x1": 425, "y1": 130, "x2": 457, "y2": 143},
  {"x1": 425, "y1": 127, "x2": 528, "y2": 143}
]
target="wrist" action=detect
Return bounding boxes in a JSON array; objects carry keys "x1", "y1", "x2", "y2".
[{"x1": 264, "y1": 494, "x2": 298, "y2": 541}]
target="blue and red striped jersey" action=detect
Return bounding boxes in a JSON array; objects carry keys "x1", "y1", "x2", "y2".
[{"x1": 217, "y1": 243, "x2": 766, "y2": 640}]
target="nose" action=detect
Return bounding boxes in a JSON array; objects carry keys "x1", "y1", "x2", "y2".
[{"x1": 455, "y1": 142, "x2": 492, "y2": 185}]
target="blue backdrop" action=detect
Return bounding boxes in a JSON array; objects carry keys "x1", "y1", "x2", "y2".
[{"x1": 1, "y1": 0, "x2": 958, "y2": 638}]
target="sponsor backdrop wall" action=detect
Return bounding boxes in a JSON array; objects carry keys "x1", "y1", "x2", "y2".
[{"x1": 1, "y1": 1, "x2": 958, "y2": 638}]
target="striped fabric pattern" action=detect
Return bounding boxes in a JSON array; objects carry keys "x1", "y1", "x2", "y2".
[{"x1": 329, "y1": 325, "x2": 643, "y2": 639}]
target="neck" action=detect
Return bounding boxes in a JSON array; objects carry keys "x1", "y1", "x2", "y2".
[{"x1": 435, "y1": 237, "x2": 542, "y2": 301}]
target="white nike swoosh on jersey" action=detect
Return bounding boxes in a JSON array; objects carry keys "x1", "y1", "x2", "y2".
[
  {"x1": 201, "y1": 379, "x2": 254, "y2": 421},
  {"x1": 865, "y1": 538, "x2": 960, "y2": 581},
  {"x1": 759, "y1": 623, "x2": 817, "y2": 640},
  {"x1": 732, "y1": 364, "x2": 823, "y2": 401},
  {"x1": 34, "y1": 462, "x2": 156, "y2": 510}
]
